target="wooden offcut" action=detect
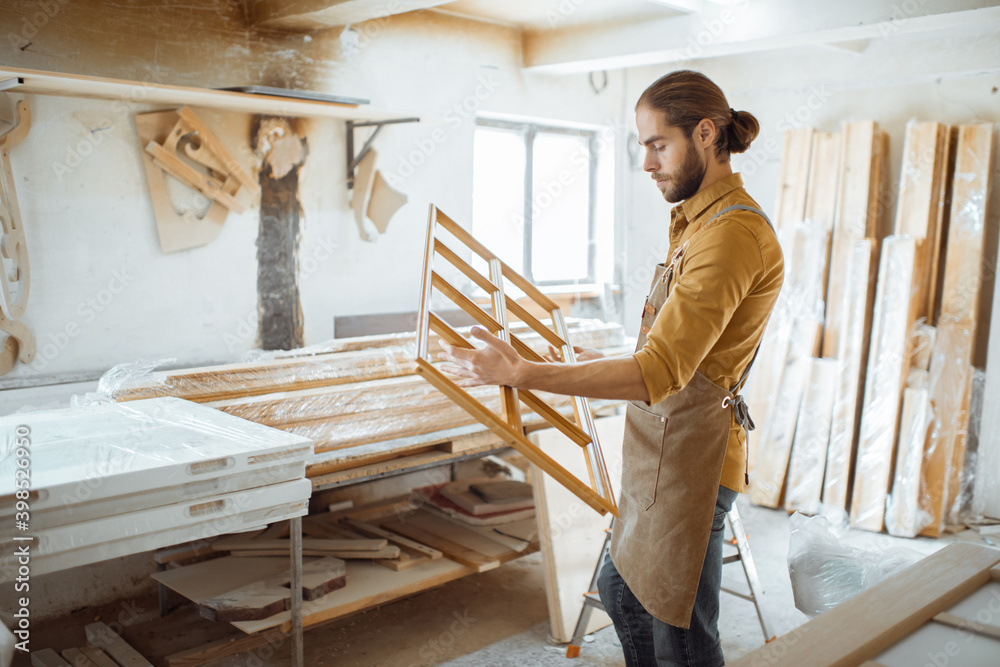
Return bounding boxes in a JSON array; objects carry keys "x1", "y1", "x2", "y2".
[
  {"x1": 379, "y1": 517, "x2": 500, "y2": 572},
  {"x1": 30, "y1": 649, "x2": 71, "y2": 667},
  {"x1": 850, "y1": 236, "x2": 924, "y2": 532},
  {"x1": 75, "y1": 647, "x2": 119, "y2": 667},
  {"x1": 920, "y1": 123, "x2": 995, "y2": 537},
  {"x1": 198, "y1": 557, "x2": 346, "y2": 621},
  {"x1": 60, "y1": 648, "x2": 102, "y2": 667},
  {"x1": 84, "y1": 622, "x2": 154, "y2": 667}
]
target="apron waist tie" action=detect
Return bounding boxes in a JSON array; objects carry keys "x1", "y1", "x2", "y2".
[{"x1": 724, "y1": 393, "x2": 755, "y2": 486}]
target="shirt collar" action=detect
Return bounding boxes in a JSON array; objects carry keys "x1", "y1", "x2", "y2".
[{"x1": 679, "y1": 172, "x2": 744, "y2": 224}]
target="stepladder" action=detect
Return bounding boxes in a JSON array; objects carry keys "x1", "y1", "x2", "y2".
[{"x1": 566, "y1": 503, "x2": 775, "y2": 658}]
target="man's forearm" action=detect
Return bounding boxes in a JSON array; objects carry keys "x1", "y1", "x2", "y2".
[{"x1": 512, "y1": 355, "x2": 650, "y2": 403}]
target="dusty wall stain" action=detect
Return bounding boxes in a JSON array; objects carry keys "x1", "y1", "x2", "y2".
[{"x1": 253, "y1": 115, "x2": 307, "y2": 350}]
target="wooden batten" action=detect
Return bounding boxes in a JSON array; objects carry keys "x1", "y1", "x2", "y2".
[
  {"x1": 851, "y1": 236, "x2": 924, "y2": 532},
  {"x1": 920, "y1": 123, "x2": 996, "y2": 537},
  {"x1": 929, "y1": 127, "x2": 959, "y2": 325},
  {"x1": 823, "y1": 121, "x2": 889, "y2": 358},
  {"x1": 804, "y1": 131, "x2": 842, "y2": 236},
  {"x1": 824, "y1": 239, "x2": 878, "y2": 512},
  {"x1": 804, "y1": 130, "x2": 842, "y2": 325},
  {"x1": 730, "y1": 543, "x2": 1000, "y2": 667},
  {"x1": 895, "y1": 121, "x2": 951, "y2": 320},
  {"x1": 784, "y1": 358, "x2": 837, "y2": 514},
  {"x1": 774, "y1": 128, "x2": 815, "y2": 229}
]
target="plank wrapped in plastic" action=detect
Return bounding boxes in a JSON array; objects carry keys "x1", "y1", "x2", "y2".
[
  {"x1": 207, "y1": 375, "x2": 577, "y2": 454},
  {"x1": 823, "y1": 239, "x2": 877, "y2": 512},
  {"x1": 850, "y1": 236, "x2": 923, "y2": 532},
  {"x1": 101, "y1": 319, "x2": 623, "y2": 404},
  {"x1": 919, "y1": 123, "x2": 995, "y2": 537},
  {"x1": 748, "y1": 221, "x2": 827, "y2": 508}
]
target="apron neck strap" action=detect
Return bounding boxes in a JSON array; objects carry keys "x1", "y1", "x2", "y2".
[{"x1": 698, "y1": 204, "x2": 775, "y2": 395}]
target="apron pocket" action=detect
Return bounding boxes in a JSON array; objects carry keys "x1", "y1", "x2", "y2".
[{"x1": 622, "y1": 401, "x2": 668, "y2": 510}]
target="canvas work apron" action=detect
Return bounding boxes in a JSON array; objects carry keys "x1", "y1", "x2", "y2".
[{"x1": 609, "y1": 205, "x2": 772, "y2": 629}]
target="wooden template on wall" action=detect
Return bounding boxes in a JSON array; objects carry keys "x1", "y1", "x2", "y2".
[
  {"x1": 135, "y1": 106, "x2": 259, "y2": 253},
  {"x1": 414, "y1": 204, "x2": 617, "y2": 516},
  {"x1": 0, "y1": 100, "x2": 35, "y2": 375}
]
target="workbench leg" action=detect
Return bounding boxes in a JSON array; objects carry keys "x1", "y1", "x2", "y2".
[
  {"x1": 156, "y1": 563, "x2": 169, "y2": 617},
  {"x1": 290, "y1": 515, "x2": 304, "y2": 667}
]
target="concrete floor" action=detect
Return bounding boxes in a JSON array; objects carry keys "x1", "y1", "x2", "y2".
[{"x1": 206, "y1": 495, "x2": 963, "y2": 666}]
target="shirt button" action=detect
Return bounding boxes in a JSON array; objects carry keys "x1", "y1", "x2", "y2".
[{"x1": 660, "y1": 417, "x2": 665, "y2": 423}]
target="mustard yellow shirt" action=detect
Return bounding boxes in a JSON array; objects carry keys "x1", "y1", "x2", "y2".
[{"x1": 632, "y1": 173, "x2": 784, "y2": 492}]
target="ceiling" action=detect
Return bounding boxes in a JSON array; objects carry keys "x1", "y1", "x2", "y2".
[
  {"x1": 434, "y1": 0, "x2": 685, "y2": 31},
  {"x1": 249, "y1": 0, "x2": 1000, "y2": 75}
]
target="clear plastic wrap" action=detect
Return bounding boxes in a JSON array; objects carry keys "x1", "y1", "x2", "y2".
[
  {"x1": 82, "y1": 320, "x2": 622, "y2": 456},
  {"x1": 825, "y1": 239, "x2": 877, "y2": 511},
  {"x1": 784, "y1": 358, "x2": 837, "y2": 514},
  {"x1": 227, "y1": 379, "x2": 576, "y2": 456},
  {"x1": 918, "y1": 123, "x2": 993, "y2": 537},
  {"x1": 884, "y1": 386, "x2": 933, "y2": 537},
  {"x1": 92, "y1": 319, "x2": 624, "y2": 406},
  {"x1": 98, "y1": 345, "x2": 417, "y2": 403},
  {"x1": 747, "y1": 221, "x2": 828, "y2": 507},
  {"x1": 0, "y1": 397, "x2": 311, "y2": 526},
  {"x1": 787, "y1": 512, "x2": 923, "y2": 618},
  {"x1": 851, "y1": 235, "x2": 919, "y2": 531},
  {"x1": 0, "y1": 397, "x2": 312, "y2": 580}
]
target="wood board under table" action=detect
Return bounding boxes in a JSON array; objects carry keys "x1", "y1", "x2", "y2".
[
  {"x1": 731, "y1": 542, "x2": 1000, "y2": 667},
  {"x1": 153, "y1": 504, "x2": 538, "y2": 637}
]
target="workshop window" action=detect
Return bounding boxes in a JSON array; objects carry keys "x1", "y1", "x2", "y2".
[{"x1": 472, "y1": 119, "x2": 598, "y2": 286}]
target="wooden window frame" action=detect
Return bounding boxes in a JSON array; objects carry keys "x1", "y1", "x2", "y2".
[{"x1": 414, "y1": 204, "x2": 617, "y2": 516}]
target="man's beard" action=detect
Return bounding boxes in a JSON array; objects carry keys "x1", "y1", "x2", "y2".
[{"x1": 653, "y1": 140, "x2": 706, "y2": 203}]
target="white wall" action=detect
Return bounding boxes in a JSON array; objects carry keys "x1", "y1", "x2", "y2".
[{"x1": 0, "y1": 4, "x2": 626, "y2": 397}]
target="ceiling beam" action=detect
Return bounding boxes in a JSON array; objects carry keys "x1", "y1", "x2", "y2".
[
  {"x1": 251, "y1": 0, "x2": 453, "y2": 32},
  {"x1": 524, "y1": 0, "x2": 1000, "y2": 74},
  {"x1": 643, "y1": 0, "x2": 705, "y2": 13}
]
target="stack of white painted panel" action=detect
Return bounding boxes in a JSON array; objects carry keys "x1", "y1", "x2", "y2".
[{"x1": 0, "y1": 397, "x2": 313, "y2": 578}]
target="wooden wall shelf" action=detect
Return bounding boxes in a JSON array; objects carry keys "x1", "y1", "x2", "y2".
[{"x1": 0, "y1": 66, "x2": 410, "y2": 121}]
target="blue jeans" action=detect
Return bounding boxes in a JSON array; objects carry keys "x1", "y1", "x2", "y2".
[{"x1": 597, "y1": 485, "x2": 738, "y2": 667}]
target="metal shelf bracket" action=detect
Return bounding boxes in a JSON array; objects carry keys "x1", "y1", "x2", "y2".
[{"x1": 346, "y1": 117, "x2": 419, "y2": 189}]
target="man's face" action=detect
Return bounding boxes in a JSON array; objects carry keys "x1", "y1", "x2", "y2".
[{"x1": 636, "y1": 105, "x2": 707, "y2": 204}]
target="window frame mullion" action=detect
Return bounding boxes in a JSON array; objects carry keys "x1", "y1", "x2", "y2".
[{"x1": 523, "y1": 127, "x2": 535, "y2": 284}]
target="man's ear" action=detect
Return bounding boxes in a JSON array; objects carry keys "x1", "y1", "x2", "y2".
[{"x1": 695, "y1": 118, "x2": 716, "y2": 149}]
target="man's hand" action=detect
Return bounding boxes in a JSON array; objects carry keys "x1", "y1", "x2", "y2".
[{"x1": 438, "y1": 326, "x2": 523, "y2": 388}]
